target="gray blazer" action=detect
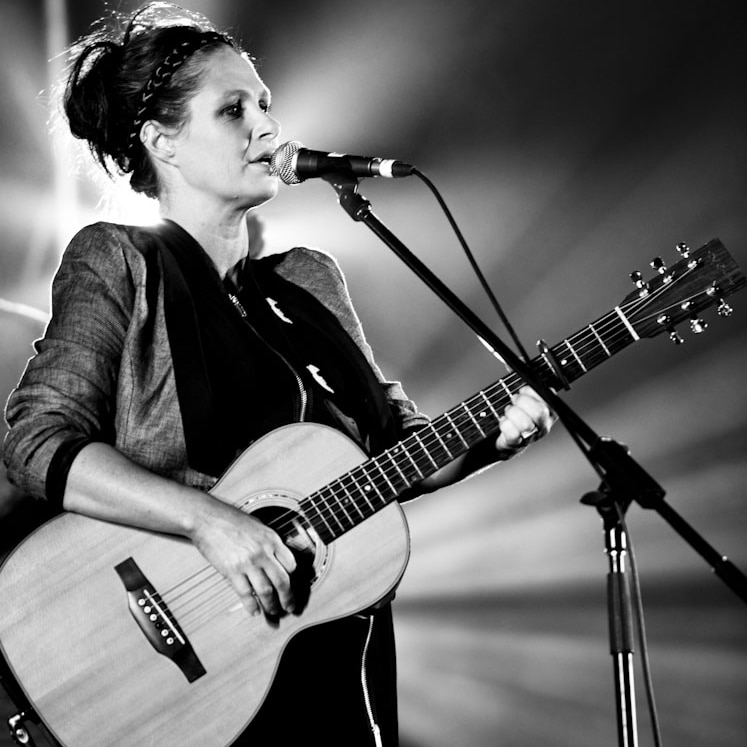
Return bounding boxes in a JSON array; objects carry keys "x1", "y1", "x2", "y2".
[{"x1": 3, "y1": 222, "x2": 427, "y2": 500}]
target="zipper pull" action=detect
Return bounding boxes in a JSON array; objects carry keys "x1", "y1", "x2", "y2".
[{"x1": 228, "y1": 293, "x2": 248, "y2": 319}]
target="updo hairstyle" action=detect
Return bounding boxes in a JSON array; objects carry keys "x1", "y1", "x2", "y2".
[{"x1": 63, "y1": 3, "x2": 243, "y2": 198}]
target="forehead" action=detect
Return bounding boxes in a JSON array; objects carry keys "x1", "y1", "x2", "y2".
[{"x1": 198, "y1": 46, "x2": 268, "y2": 96}]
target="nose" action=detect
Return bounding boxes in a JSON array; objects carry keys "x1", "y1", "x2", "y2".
[{"x1": 254, "y1": 110, "x2": 280, "y2": 144}]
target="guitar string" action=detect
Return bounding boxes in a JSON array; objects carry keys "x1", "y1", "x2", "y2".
[
  {"x1": 176, "y1": 578, "x2": 237, "y2": 629},
  {"x1": 156, "y1": 262, "x2": 709, "y2": 622}
]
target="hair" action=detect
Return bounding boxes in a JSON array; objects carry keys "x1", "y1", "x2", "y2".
[{"x1": 63, "y1": 2, "x2": 245, "y2": 199}]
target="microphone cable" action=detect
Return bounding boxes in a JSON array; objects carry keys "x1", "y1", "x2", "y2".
[{"x1": 411, "y1": 167, "x2": 531, "y2": 364}]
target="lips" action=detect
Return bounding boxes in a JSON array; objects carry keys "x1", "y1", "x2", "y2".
[{"x1": 249, "y1": 149, "x2": 274, "y2": 165}]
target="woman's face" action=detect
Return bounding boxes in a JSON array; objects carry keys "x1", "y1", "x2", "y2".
[{"x1": 166, "y1": 45, "x2": 280, "y2": 210}]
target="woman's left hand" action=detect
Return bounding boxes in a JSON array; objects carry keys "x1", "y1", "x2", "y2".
[
  {"x1": 414, "y1": 385, "x2": 556, "y2": 494},
  {"x1": 495, "y1": 385, "x2": 556, "y2": 457}
]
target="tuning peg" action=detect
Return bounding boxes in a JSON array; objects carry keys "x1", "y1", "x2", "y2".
[
  {"x1": 706, "y1": 283, "x2": 734, "y2": 317},
  {"x1": 658, "y1": 313, "x2": 685, "y2": 344},
  {"x1": 630, "y1": 270, "x2": 649, "y2": 295},
  {"x1": 689, "y1": 315, "x2": 708, "y2": 334},
  {"x1": 717, "y1": 299, "x2": 734, "y2": 317},
  {"x1": 682, "y1": 302, "x2": 708, "y2": 332},
  {"x1": 650, "y1": 257, "x2": 674, "y2": 283},
  {"x1": 668, "y1": 329, "x2": 685, "y2": 345},
  {"x1": 676, "y1": 242, "x2": 699, "y2": 269},
  {"x1": 650, "y1": 257, "x2": 667, "y2": 273}
]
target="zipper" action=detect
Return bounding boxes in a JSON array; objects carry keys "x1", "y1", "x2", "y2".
[
  {"x1": 360, "y1": 614, "x2": 384, "y2": 747},
  {"x1": 227, "y1": 292, "x2": 308, "y2": 421}
]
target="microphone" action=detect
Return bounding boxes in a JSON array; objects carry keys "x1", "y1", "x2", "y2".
[{"x1": 269, "y1": 140, "x2": 415, "y2": 185}]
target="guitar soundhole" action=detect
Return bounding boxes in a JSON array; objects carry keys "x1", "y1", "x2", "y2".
[{"x1": 251, "y1": 504, "x2": 323, "y2": 617}]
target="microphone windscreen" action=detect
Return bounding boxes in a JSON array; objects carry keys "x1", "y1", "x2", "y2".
[{"x1": 269, "y1": 140, "x2": 304, "y2": 185}]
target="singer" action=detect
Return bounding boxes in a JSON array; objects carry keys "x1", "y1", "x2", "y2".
[{"x1": 2, "y1": 4, "x2": 553, "y2": 746}]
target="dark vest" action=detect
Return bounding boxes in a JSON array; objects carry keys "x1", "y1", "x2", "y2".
[{"x1": 155, "y1": 220, "x2": 400, "y2": 478}]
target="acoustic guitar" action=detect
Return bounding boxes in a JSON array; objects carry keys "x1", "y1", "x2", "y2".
[{"x1": 0, "y1": 239, "x2": 743, "y2": 746}]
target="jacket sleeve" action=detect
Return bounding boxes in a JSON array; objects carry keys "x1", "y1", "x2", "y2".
[{"x1": 3, "y1": 223, "x2": 135, "y2": 503}]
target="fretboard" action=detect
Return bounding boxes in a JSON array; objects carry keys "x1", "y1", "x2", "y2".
[{"x1": 300, "y1": 304, "x2": 639, "y2": 544}]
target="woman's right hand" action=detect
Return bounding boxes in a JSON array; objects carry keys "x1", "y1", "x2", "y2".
[
  {"x1": 62, "y1": 442, "x2": 300, "y2": 619},
  {"x1": 189, "y1": 499, "x2": 299, "y2": 618}
]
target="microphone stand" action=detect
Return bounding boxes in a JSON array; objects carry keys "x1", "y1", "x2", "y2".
[{"x1": 321, "y1": 172, "x2": 747, "y2": 746}]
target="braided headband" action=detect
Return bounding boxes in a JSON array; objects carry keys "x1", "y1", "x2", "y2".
[{"x1": 126, "y1": 31, "x2": 227, "y2": 156}]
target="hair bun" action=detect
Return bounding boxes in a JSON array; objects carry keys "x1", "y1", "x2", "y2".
[{"x1": 64, "y1": 38, "x2": 127, "y2": 168}]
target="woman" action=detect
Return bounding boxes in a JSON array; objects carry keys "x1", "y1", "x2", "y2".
[{"x1": 3, "y1": 4, "x2": 553, "y2": 745}]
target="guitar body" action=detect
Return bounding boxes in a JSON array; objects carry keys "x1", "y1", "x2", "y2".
[{"x1": 0, "y1": 423, "x2": 410, "y2": 747}]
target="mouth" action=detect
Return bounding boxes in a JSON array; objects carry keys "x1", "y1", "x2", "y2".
[
  {"x1": 246, "y1": 154, "x2": 278, "y2": 178},
  {"x1": 250, "y1": 152, "x2": 275, "y2": 168}
]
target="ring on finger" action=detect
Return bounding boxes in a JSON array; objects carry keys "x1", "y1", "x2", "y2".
[{"x1": 520, "y1": 427, "x2": 538, "y2": 444}]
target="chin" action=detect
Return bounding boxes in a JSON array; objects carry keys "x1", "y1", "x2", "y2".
[
  {"x1": 235, "y1": 186, "x2": 278, "y2": 210},
  {"x1": 255, "y1": 178, "x2": 280, "y2": 203}
]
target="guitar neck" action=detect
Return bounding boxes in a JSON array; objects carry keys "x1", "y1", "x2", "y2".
[
  {"x1": 300, "y1": 237, "x2": 746, "y2": 544},
  {"x1": 302, "y1": 305, "x2": 637, "y2": 544}
]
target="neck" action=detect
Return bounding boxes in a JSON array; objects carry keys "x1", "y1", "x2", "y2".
[{"x1": 161, "y1": 197, "x2": 250, "y2": 280}]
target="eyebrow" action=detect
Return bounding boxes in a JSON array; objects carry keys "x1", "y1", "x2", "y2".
[{"x1": 218, "y1": 87, "x2": 272, "y2": 103}]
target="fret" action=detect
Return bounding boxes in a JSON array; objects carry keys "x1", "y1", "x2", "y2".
[
  {"x1": 318, "y1": 488, "x2": 347, "y2": 535},
  {"x1": 394, "y1": 441, "x2": 425, "y2": 481},
  {"x1": 338, "y1": 479, "x2": 365, "y2": 521},
  {"x1": 383, "y1": 447, "x2": 412, "y2": 489},
  {"x1": 551, "y1": 345, "x2": 578, "y2": 380},
  {"x1": 444, "y1": 412, "x2": 469, "y2": 448},
  {"x1": 479, "y1": 390, "x2": 500, "y2": 421},
  {"x1": 412, "y1": 431, "x2": 439, "y2": 470},
  {"x1": 306, "y1": 497, "x2": 336, "y2": 538},
  {"x1": 498, "y1": 378, "x2": 513, "y2": 400},
  {"x1": 330, "y1": 485, "x2": 357, "y2": 527},
  {"x1": 483, "y1": 384, "x2": 506, "y2": 415},
  {"x1": 595, "y1": 311, "x2": 634, "y2": 358},
  {"x1": 463, "y1": 402, "x2": 487, "y2": 437},
  {"x1": 335, "y1": 471, "x2": 376, "y2": 515},
  {"x1": 374, "y1": 460, "x2": 397, "y2": 494},
  {"x1": 423, "y1": 422, "x2": 458, "y2": 465},
  {"x1": 356, "y1": 463, "x2": 388, "y2": 506},
  {"x1": 589, "y1": 323, "x2": 611, "y2": 357},
  {"x1": 430, "y1": 425, "x2": 454, "y2": 461},
  {"x1": 537, "y1": 350, "x2": 562, "y2": 389},
  {"x1": 564, "y1": 339, "x2": 587, "y2": 372}
]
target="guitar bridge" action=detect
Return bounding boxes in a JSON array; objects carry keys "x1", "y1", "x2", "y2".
[{"x1": 115, "y1": 557, "x2": 206, "y2": 683}]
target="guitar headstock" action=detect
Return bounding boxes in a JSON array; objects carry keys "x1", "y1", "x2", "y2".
[{"x1": 620, "y1": 239, "x2": 746, "y2": 342}]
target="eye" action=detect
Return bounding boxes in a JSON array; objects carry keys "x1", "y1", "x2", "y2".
[
  {"x1": 259, "y1": 98, "x2": 272, "y2": 114},
  {"x1": 222, "y1": 100, "x2": 244, "y2": 118}
]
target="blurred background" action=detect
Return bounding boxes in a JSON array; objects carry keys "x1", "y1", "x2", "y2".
[{"x1": 1, "y1": 0, "x2": 746, "y2": 745}]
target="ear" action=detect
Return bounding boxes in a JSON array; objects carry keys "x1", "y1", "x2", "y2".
[{"x1": 140, "y1": 120, "x2": 178, "y2": 165}]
